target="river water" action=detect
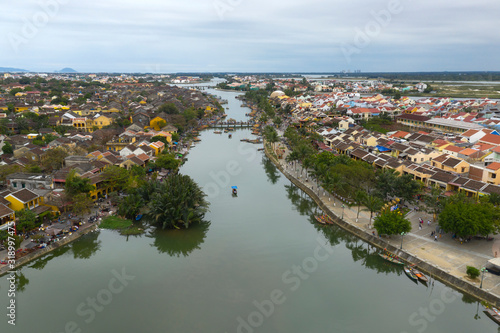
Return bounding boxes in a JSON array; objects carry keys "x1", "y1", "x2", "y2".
[{"x1": 0, "y1": 81, "x2": 498, "y2": 333}]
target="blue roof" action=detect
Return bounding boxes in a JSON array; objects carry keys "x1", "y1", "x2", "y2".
[{"x1": 376, "y1": 145, "x2": 391, "y2": 152}]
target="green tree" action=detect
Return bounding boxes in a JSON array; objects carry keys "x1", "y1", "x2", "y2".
[
  {"x1": 466, "y1": 266, "x2": 480, "y2": 279},
  {"x1": 71, "y1": 193, "x2": 93, "y2": 217},
  {"x1": 373, "y1": 210, "x2": 411, "y2": 236},
  {"x1": 0, "y1": 164, "x2": 21, "y2": 184},
  {"x1": 438, "y1": 196, "x2": 500, "y2": 238},
  {"x1": 16, "y1": 209, "x2": 38, "y2": 233},
  {"x1": 2, "y1": 141, "x2": 13, "y2": 154},
  {"x1": 25, "y1": 164, "x2": 42, "y2": 173},
  {"x1": 263, "y1": 125, "x2": 279, "y2": 150},
  {"x1": 41, "y1": 147, "x2": 68, "y2": 172},
  {"x1": 118, "y1": 193, "x2": 143, "y2": 220},
  {"x1": 102, "y1": 165, "x2": 131, "y2": 192},
  {"x1": 157, "y1": 103, "x2": 179, "y2": 114},
  {"x1": 147, "y1": 174, "x2": 209, "y2": 229},
  {"x1": 363, "y1": 194, "x2": 384, "y2": 227},
  {"x1": 424, "y1": 186, "x2": 445, "y2": 222},
  {"x1": 353, "y1": 190, "x2": 367, "y2": 221},
  {"x1": 154, "y1": 153, "x2": 180, "y2": 171},
  {"x1": 65, "y1": 170, "x2": 94, "y2": 199}
]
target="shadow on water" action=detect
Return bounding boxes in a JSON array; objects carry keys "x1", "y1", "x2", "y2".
[
  {"x1": 71, "y1": 231, "x2": 102, "y2": 259},
  {"x1": 286, "y1": 183, "x2": 403, "y2": 276},
  {"x1": 284, "y1": 183, "x2": 317, "y2": 216},
  {"x1": 27, "y1": 245, "x2": 71, "y2": 271},
  {"x1": 146, "y1": 221, "x2": 211, "y2": 257},
  {"x1": 262, "y1": 156, "x2": 281, "y2": 184}
]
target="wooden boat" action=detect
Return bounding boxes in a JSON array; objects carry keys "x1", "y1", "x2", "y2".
[
  {"x1": 214, "y1": 131, "x2": 222, "y2": 134},
  {"x1": 314, "y1": 215, "x2": 334, "y2": 225},
  {"x1": 314, "y1": 216, "x2": 326, "y2": 225},
  {"x1": 379, "y1": 253, "x2": 405, "y2": 265},
  {"x1": 485, "y1": 307, "x2": 500, "y2": 325},
  {"x1": 404, "y1": 266, "x2": 418, "y2": 281},
  {"x1": 410, "y1": 267, "x2": 428, "y2": 282}
]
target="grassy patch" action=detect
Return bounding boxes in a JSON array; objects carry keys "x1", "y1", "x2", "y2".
[
  {"x1": 100, "y1": 216, "x2": 133, "y2": 230},
  {"x1": 120, "y1": 226, "x2": 145, "y2": 236}
]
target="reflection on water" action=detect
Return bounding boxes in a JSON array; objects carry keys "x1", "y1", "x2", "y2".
[
  {"x1": 262, "y1": 156, "x2": 281, "y2": 184},
  {"x1": 28, "y1": 246, "x2": 71, "y2": 271},
  {"x1": 14, "y1": 270, "x2": 29, "y2": 293},
  {"x1": 286, "y1": 184, "x2": 405, "y2": 276},
  {"x1": 147, "y1": 221, "x2": 210, "y2": 257},
  {"x1": 284, "y1": 184, "x2": 318, "y2": 216},
  {"x1": 71, "y1": 231, "x2": 102, "y2": 259}
]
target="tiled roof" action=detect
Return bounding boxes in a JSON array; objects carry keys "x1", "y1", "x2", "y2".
[
  {"x1": 486, "y1": 162, "x2": 500, "y2": 171},
  {"x1": 8, "y1": 189, "x2": 38, "y2": 203},
  {"x1": 442, "y1": 157, "x2": 463, "y2": 168},
  {"x1": 430, "y1": 171, "x2": 457, "y2": 183}
]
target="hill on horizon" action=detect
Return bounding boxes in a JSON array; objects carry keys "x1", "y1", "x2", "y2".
[
  {"x1": 56, "y1": 67, "x2": 77, "y2": 73},
  {"x1": 0, "y1": 67, "x2": 29, "y2": 73}
]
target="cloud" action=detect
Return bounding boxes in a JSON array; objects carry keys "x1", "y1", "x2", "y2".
[{"x1": 0, "y1": 0, "x2": 498, "y2": 72}]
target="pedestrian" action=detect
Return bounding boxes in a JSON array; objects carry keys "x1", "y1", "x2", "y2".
[
  {"x1": 419, "y1": 225, "x2": 422, "y2": 230},
  {"x1": 427, "y1": 220, "x2": 431, "y2": 226},
  {"x1": 434, "y1": 235, "x2": 438, "y2": 241}
]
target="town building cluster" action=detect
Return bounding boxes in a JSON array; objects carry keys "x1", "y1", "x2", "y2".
[{"x1": 0, "y1": 73, "x2": 221, "y2": 230}]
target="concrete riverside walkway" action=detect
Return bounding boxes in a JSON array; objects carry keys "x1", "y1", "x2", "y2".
[{"x1": 271, "y1": 142, "x2": 500, "y2": 301}]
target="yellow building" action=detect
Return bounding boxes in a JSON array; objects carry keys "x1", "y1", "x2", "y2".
[
  {"x1": 5, "y1": 189, "x2": 44, "y2": 211},
  {"x1": 87, "y1": 174, "x2": 112, "y2": 201},
  {"x1": 93, "y1": 115, "x2": 113, "y2": 130},
  {"x1": 105, "y1": 136, "x2": 136, "y2": 152},
  {"x1": 0, "y1": 204, "x2": 15, "y2": 229},
  {"x1": 149, "y1": 141, "x2": 166, "y2": 155}
]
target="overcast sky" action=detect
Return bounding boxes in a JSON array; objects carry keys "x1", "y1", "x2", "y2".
[{"x1": 1, "y1": 0, "x2": 498, "y2": 73}]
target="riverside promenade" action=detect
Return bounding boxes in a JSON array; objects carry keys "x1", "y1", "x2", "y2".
[{"x1": 264, "y1": 142, "x2": 500, "y2": 305}]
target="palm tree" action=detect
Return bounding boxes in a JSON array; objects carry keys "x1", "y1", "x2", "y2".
[
  {"x1": 362, "y1": 194, "x2": 384, "y2": 228},
  {"x1": 296, "y1": 143, "x2": 313, "y2": 177},
  {"x1": 353, "y1": 190, "x2": 367, "y2": 222},
  {"x1": 147, "y1": 175, "x2": 209, "y2": 229}
]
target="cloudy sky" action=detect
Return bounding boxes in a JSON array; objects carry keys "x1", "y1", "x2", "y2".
[{"x1": 1, "y1": 0, "x2": 498, "y2": 73}]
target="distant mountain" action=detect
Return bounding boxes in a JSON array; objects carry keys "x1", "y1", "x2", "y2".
[
  {"x1": 57, "y1": 67, "x2": 77, "y2": 73},
  {"x1": 0, "y1": 67, "x2": 29, "y2": 72}
]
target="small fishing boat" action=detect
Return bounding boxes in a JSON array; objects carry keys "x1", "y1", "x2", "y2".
[
  {"x1": 228, "y1": 134, "x2": 232, "y2": 139},
  {"x1": 379, "y1": 253, "x2": 405, "y2": 265},
  {"x1": 404, "y1": 266, "x2": 418, "y2": 281},
  {"x1": 410, "y1": 267, "x2": 428, "y2": 282},
  {"x1": 231, "y1": 186, "x2": 238, "y2": 196},
  {"x1": 314, "y1": 214, "x2": 334, "y2": 225},
  {"x1": 135, "y1": 214, "x2": 143, "y2": 221},
  {"x1": 314, "y1": 216, "x2": 327, "y2": 225},
  {"x1": 214, "y1": 131, "x2": 222, "y2": 134},
  {"x1": 485, "y1": 307, "x2": 500, "y2": 325}
]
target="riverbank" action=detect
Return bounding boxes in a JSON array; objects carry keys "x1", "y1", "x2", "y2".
[
  {"x1": 263, "y1": 141, "x2": 500, "y2": 307},
  {"x1": 0, "y1": 222, "x2": 98, "y2": 277}
]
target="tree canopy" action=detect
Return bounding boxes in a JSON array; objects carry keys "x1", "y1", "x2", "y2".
[
  {"x1": 438, "y1": 194, "x2": 500, "y2": 237},
  {"x1": 146, "y1": 174, "x2": 209, "y2": 229},
  {"x1": 373, "y1": 210, "x2": 411, "y2": 236}
]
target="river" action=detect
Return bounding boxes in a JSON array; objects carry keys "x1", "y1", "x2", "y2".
[{"x1": 0, "y1": 81, "x2": 498, "y2": 333}]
